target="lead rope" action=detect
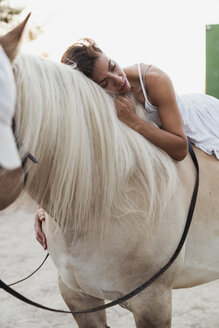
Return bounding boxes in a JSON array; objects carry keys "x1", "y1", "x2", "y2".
[
  {"x1": 7, "y1": 253, "x2": 49, "y2": 287},
  {"x1": 0, "y1": 142, "x2": 199, "y2": 314}
]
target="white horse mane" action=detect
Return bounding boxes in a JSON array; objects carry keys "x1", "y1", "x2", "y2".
[{"x1": 13, "y1": 53, "x2": 177, "y2": 234}]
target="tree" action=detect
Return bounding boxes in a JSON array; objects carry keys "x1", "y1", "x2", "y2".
[
  {"x1": 0, "y1": 0, "x2": 22, "y2": 25},
  {"x1": 0, "y1": 0, "x2": 42, "y2": 41}
]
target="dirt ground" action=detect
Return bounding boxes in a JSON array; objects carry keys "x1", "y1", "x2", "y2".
[{"x1": 0, "y1": 194, "x2": 218, "y2": 328}]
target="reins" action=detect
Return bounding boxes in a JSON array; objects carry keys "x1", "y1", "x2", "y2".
[
  {"x1": 7, "y1": 253, "x2": 49, "y2": 287},
  {"x1": 0, "y1": 142, "x2": 199, "y2": 314}
]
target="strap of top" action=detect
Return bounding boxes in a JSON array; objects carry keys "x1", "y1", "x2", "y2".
[{"x1": 137, "y1": 63, "x2": 150, "y2": 105}]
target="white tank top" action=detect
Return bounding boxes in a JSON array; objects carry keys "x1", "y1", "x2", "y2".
[
  {"x1": 137, "y1": 63, "x2": 219, "y2": 159},
  {"x1": 137, "y1": 63, "x2": 161, "y2": 126}
]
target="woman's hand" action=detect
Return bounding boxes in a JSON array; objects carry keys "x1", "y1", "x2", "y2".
[
  {"x1": 34, "y1": 206, "x2": 47, "y2": 250},
  {"x1": 115, "y1": 96, "x2": 140, "y2": 128}
]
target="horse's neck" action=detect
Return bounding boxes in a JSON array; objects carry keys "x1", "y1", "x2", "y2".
[{"x1": 15, "y1": 53, "x2": 178, "y2": 235}]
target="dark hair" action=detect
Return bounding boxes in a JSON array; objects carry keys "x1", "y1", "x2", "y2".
[{"x1": 61, "y1": 38, "x2": 103, "y2": 79}]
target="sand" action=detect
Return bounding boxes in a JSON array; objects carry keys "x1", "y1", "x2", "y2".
[{"x1": 0, "y1": 194, "x2": 218, "y2": 328}]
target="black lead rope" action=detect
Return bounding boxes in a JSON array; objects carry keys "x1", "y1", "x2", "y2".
[
  {"x1": 0, "y1": 142, "x2": 199, "y2": 314},
  {"x1": 8, "y1": 253, "x2": 49, "y2": 287}
]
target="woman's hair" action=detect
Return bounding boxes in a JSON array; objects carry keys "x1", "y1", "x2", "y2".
[{"x1": 61, "y1": 38, "x2": 103, "y2": 79}]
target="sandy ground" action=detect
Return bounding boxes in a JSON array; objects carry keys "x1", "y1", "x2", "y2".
[{"x1": 0, "y1": 194, "x2": 218, "y2": 328}]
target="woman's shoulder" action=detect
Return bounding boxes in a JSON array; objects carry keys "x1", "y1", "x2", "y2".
[
  {"x1": 123, "y1": 63, "x2": 148, "y2": 74},
  {"x1": 123, "y1": 64, "x2": 167, "y2": 79},
  {"x1": 123, "y1": 64, "x2": 172, "y2": 98},
  {"x1": 143, "y1": 65, "x2": 172, "y2": 91},
  {"x1": 123, "y1": 63, "x2": 152, "y2": 82},
  {"x1": 123, "y1": 64, "x2": 138, "y2": 76}
]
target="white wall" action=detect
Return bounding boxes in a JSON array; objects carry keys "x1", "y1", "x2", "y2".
[{"x1": 12, "y1": 0, "x2": 219, "y2": 94}]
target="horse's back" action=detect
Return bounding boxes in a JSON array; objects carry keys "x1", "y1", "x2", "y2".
[{"x1": 173, "y1": 146, "x2": 219, "y2": 288}]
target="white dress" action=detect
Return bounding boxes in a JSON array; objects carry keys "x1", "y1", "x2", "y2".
[{"x1": 138, "y1": 63, "x2": 219, "y2": 159}]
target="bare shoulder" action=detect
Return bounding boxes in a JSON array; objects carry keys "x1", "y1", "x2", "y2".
[
  {"x1": 124, "y1": 64, "x2": 171, "y2": 83},
  {"x1": 123, "y1": 63, "x2": 152, "y2": 73},
  {"x1": 123, "y1": 64, "x2": 138, "y2": 77},
  {"x1": 146, "y1": 66, "x2": 175, "y2": 105},
  {"x1": 146, "y1": 66, "x2": 172, "y2": 88},
  {"x1": 123, "y1": 63, "x2": 152, "y2": 81}
]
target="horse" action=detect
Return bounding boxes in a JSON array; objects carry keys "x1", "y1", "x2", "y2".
[{"x1": 1, "y1": 18, "x2": 219, "y2": 328}]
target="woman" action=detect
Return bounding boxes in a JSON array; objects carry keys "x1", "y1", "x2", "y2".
[{"x1": 35, "y1": 38, "x2": 219, "y2": 248}]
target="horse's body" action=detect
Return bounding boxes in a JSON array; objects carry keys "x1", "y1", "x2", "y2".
[
  {"x1": 0, "y1": 19, "x2": 218, "y2": 327},
  {"x1": 11, "y1": 53, "x2": 219, "y2": 328}
]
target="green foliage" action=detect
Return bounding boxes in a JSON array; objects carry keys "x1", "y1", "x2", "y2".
[
  {"x1": 0, "y1": 0, "x2": 43, "y2": 41},
  {"x1": 206, "y1": 24, "x2": 219, "y2": 99},
  {"x1": 0, "y1": 0, "x2": 23, "y2": 24}
]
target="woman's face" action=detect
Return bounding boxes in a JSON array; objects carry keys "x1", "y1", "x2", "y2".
[{"x1": 92, "y1": 53, "x2": 131, "y2": 94}]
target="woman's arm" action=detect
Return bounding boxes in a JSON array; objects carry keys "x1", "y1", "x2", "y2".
[{"x1": 115, "y1": 68, "x2": 188, "y2": 161}]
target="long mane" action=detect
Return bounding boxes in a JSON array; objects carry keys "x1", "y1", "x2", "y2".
[{"x1": 13, "y1": 54, "x2": 177, "y2": 233}]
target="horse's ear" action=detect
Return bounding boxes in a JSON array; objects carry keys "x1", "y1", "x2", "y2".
[{"x1": 0, "y1": 13, "x2": 31, "y2": 62}]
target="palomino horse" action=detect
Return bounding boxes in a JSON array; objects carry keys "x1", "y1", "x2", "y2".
[{"x1": 1, "y1": 18, "x2": 219, "y2": 328}]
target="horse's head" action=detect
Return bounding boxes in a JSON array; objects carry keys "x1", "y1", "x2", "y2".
[{"x1": 0, "y1": 14, "x2": 30, "y2": 210}]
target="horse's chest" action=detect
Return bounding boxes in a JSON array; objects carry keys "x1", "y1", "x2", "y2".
[
  {"x1": 58, "y1": 252, "x2": 126, "y2": 300},
  {"x1": 46, "y1": 221, "x2": 152, "y2": 300}
]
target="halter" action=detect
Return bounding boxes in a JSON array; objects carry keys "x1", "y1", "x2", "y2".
[
  {"x1": 12, "y1": 118, "x2": 38, "y2": 186},
  {"x1": 0, "y1": 142, "x2": 199, "y2": 314},
  {"x1": 21, "y1": 151, "x2": 38, "y2": 186}
]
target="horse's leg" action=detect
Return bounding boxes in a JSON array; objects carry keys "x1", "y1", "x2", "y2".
[
  {"x1": 128, "y1": 285, "x2": 172, "y2": 328},
  {"x1": 58, "y1": 276, "x2": 110, "y2": 328}
]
